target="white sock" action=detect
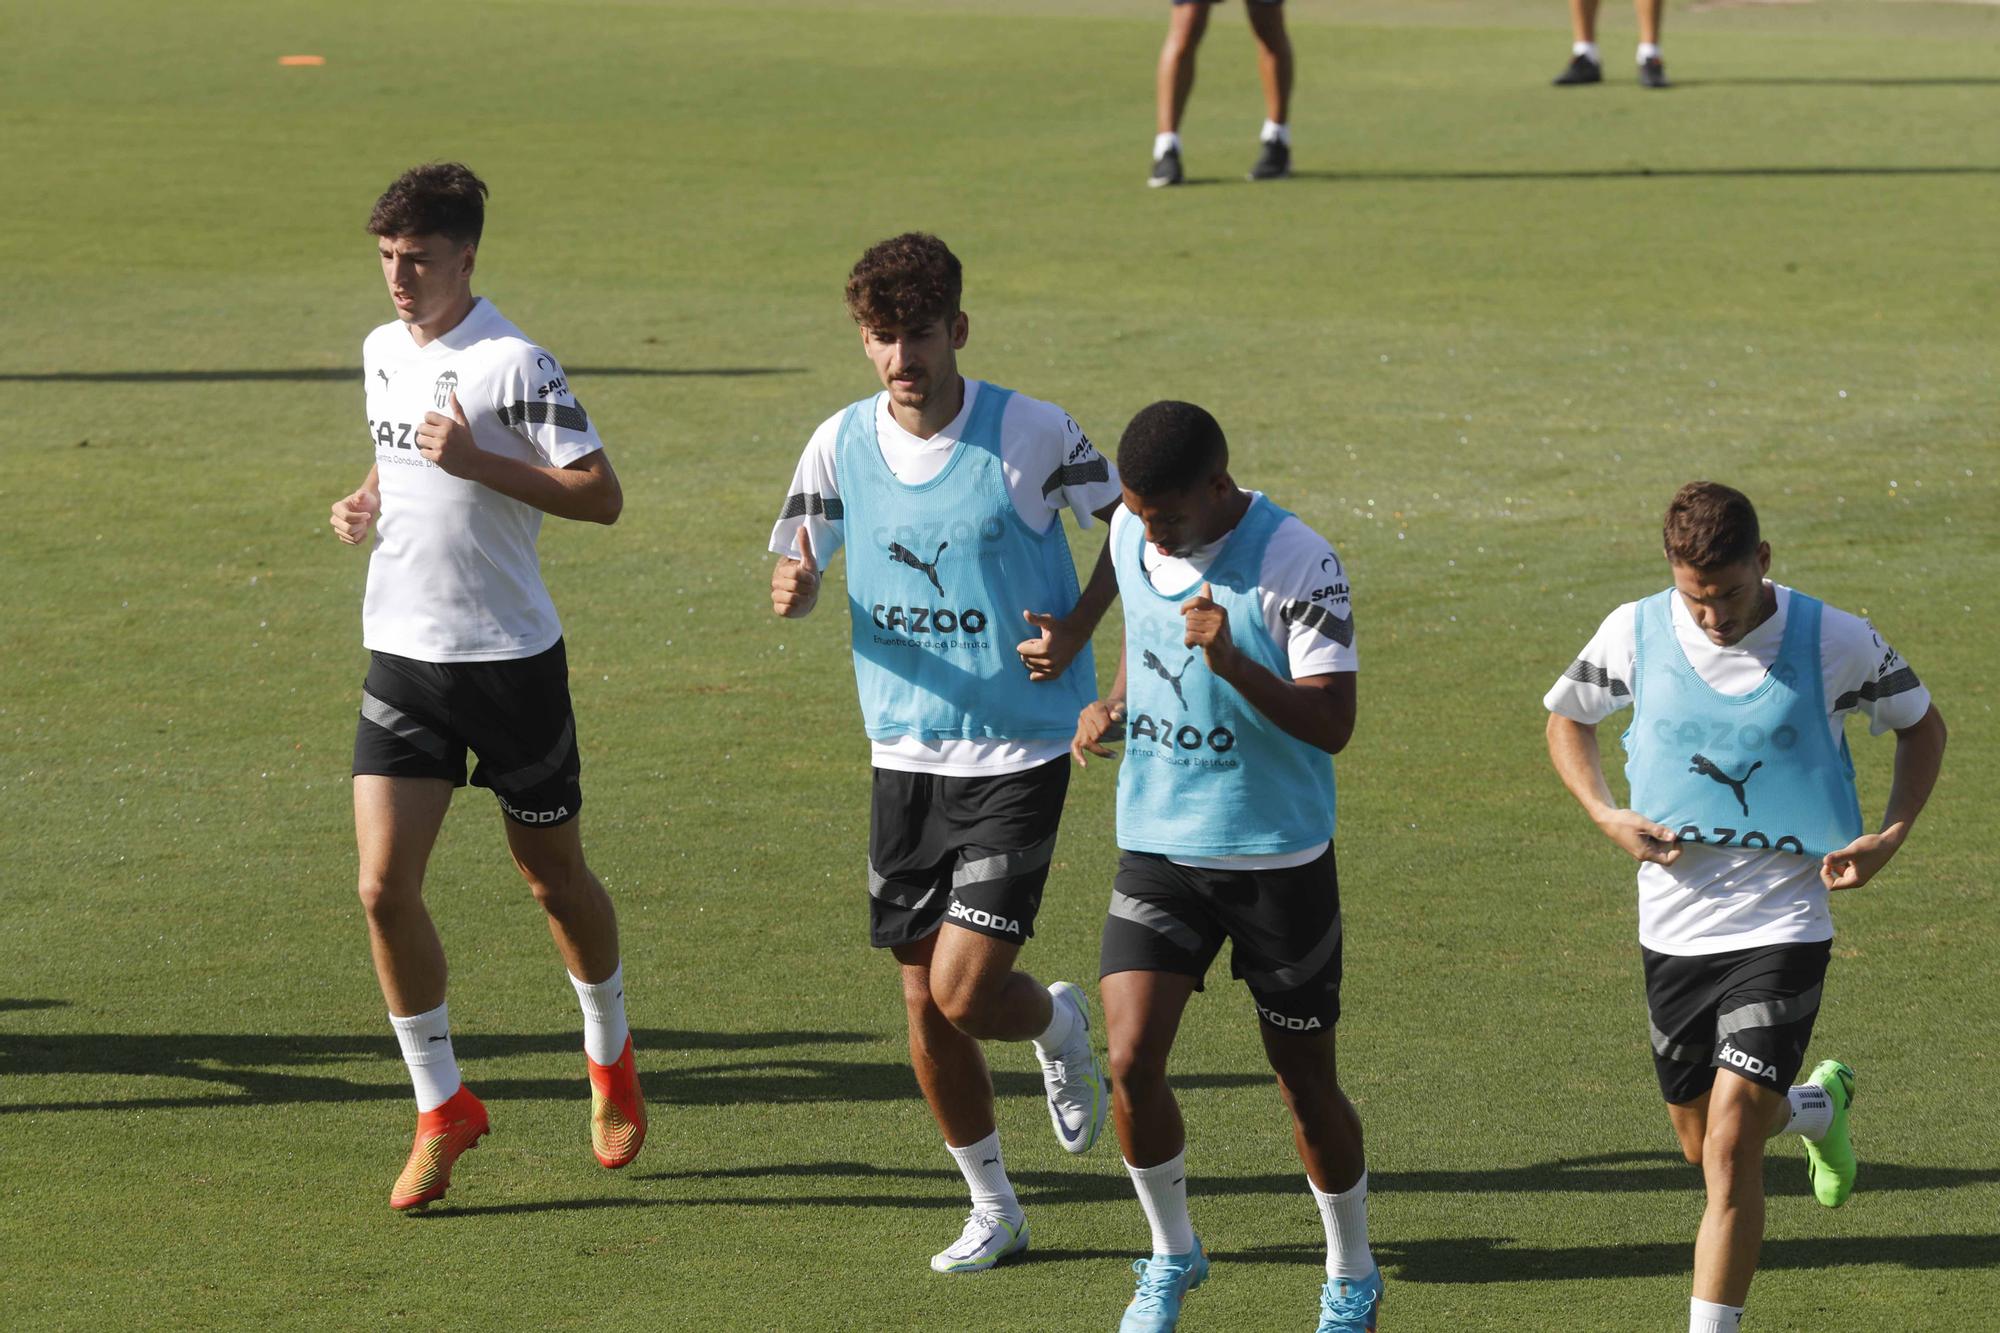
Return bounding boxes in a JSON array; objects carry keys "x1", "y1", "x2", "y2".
[
  {"x1": 1310, "y1": 1170, "x2": 1377, "y2": 1280},
  {"x1": 1032, "y1": 987, "x2": 1078, "y2": 1055},
  {"x1": 1782, "y1": 1082, "x2": 1833, "y2": 1140},
  {"x1": 947, "y1": 1132, "x2": 1021, "y2": 1220},
  {"x1": 1153, "y1": 131, "x2": 1181, "y2": 160},
  {"x1": 1638, "y1": 41, "x2": 1662, "y2": 63},
  {"x1": 569, "y1": 962, "x2": 630, "y2": 1066},
  {"x1": 389, "y1": 1002, "x2": 461, "y2": 1113},
  {"x1": 1260, "y1": 119, "x2": 1290, "y2": 146},
  {"x1": 1573, "y1": 40, "x2": 1601, "y2": 62},
  {"x1": 1128, "y1": 1152, "x2": 1197, "y2": 1256},
  {"x1": 1690, "y1": 1297, "x2": 1744, "y2": 1333}
]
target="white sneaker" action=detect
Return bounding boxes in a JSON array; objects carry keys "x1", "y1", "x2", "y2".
[
  {"x1": 1036, "y1": 981, "x2": 1107, "y2": 1154},
  {"x1": 929, "y1": 1208, "x2": 1030, "y2": 1273}
]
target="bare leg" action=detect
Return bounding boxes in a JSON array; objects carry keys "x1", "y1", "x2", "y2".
[
  {"x1": 892, "y1": 925, "x2": 1053, "y2": 1145},
  {"x1": 1246, "y1": 2, "x2": 1294, "y2": 127},
  {"x1": 1690, "y1": 1071, "x2": 1791, "y2": 1308},
  {"x1": 354, "y1": 774, "x2": 454, "y2": 1015},
  {"x1": 1570, "y1": 0, "x2": 1602, "y2": 44},
  {"x1": 1636, "y1": 0, "x2": 1663, "y2": 47},
  {"x1": 1103, "y1": 969, "x2": 1200, "y2": 1167},
  {"x1": 505, "y1": 813, "x2": 620, "y2": 983},
  {"x1": 1260, "y1": 1023, "x2": 1365, "y2": 1193},
  {"x1": 1157, "y1": 3, "x2": 1212, "y2": 135}
]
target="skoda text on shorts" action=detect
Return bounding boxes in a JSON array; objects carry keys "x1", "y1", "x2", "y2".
[
  {"x1": 1543, "y1": 480, "x2": 1946, "y2": 1331},
  {"x1": 331, "y1": 163, "x2": 645, "y2": 1210}
]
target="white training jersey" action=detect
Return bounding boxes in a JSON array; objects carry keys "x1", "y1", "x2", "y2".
[
  {"x1": 1116, "y1": 495, "x2": 1357, "y2": 871},
  {"x1": 1545, "y1": 582, "x2": 1931, "y2": 955},
  {"x1": 769, "y1": 380, "x2": 1122, "y2": 775},
  {"x1": 360, "y1": 299, "x2": 604, "y2": 662}
]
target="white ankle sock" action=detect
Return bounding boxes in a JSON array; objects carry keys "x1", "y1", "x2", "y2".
[
  {"x1": 1032, "y1": 987, "x2": 1077, "y2": 1054},
  {"x1": 1128, "y1": 1152, "x2": 1196, "y2": 1256},
  {"x1": 1154, "y1": 131, "x2": 1181, "y2": 160},
  {"x1": 389, "y1": 1002, "x2": 460, "y2": 1113},
  {"x1": 1782, "y1": 1081, "x2": 1833, "y2": 1140},
  {"x1": 1310, "y1": 1170, "x2": 1376, "y2": 1280},
  {"x1": 1639, "y1": 41, "x2": 1662, "y2": 63},
  {"x1": 1690, "y1": 1297, "x2": 1744, "y2": 1332},
  {"x1": 569, "y1": 962, "x2": 629, "y2": 1065},
  {"x1": 1260, "y1": 119, "x2": 1290, "y2": 146},
  {"x1": 947, "y1": 1132, "x2": 1021, "y2": 1219},
  {"x1": 1574, "y1": 40, "x2": 1601, "y2": 62}
]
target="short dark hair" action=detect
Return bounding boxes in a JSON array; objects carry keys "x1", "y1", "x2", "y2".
[
  {"x1": 1663, "y1": 481, "x2": 1761, "y2": 568},
  {"x1": 845, "y1": 233, "x2": 962, "y2": 330},
  {"x1": 1117, "y1": 401, "x2": 1229, "y2": 497},
  {"x1": 367, "y1": 162, "x2": 488, "y2": 247}
]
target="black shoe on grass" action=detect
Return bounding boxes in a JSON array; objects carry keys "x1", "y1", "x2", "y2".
[
  {"x1": 1150, "y1": 146, "x2": 1184, "y2": 188},
  {"x1": 1553, "y1": 54, "x2": 1603, "y2": 85},
  {"x1": 1248, "y1": 139, "x2": 1290, "y2": 181}
]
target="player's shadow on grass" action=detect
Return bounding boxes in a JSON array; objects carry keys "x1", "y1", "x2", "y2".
[
  {"x1": 0, "y1": 366, "x2": 804, "y2": 384},
  {"x1": 0, "y1": 998, "x2": 68, "y2": 1013},
  {"x1": 1227, "y1": 1232, "x2": 2000, "y2": 1281},
  {"x1": 1288, "y1": 165, "x2": 2000, "y2": 184},
  {"x1": 0, "y1": 1027, "x2": 896, "y2": 1114}
]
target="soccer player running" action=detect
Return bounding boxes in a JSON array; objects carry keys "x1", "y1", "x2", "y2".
[
  {"x1": 328, "y1": 163, "x2": 645, "y2": 1210},
  {"x1": 1544, "y1": 482, "x2": 1946, "y2": 1333},
  {"x1": 1072, "y1": 402, "x2": 1380, "y2": 1332},
  {"x1": 767, "y1": 233, "x2": 1123, "y2": 1273},
  {"x1": 1150, "y1": 0, "x2": 1296, "y2": 187}
]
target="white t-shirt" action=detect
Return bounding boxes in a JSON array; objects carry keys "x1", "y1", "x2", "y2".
[
  {"x1": 769, "y1": 380, "x2": 1123, "y2": 775},
  {"x1": 361, "y1": 298, "x2": 604, "y2": 662},
  {"x1": 1115, "y1": 495, "x2": 1357, "y2": 871},
  {"x1": 1544, "y1": 582, "x2": 1931, "y2": 955}
]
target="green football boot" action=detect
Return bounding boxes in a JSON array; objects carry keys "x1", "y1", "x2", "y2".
[{"x1": 1803, "y1": 1058, "x2": 1857, "y2": 1208}]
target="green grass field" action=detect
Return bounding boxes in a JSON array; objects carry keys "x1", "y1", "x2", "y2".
[{"x1": 5, "y1": 0, "x2": 1997, "y2": 1327}]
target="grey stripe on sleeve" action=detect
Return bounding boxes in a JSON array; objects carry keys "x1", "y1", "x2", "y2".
[
  {"x1": 779, "y1": 492, "x2": 844, "y2": 521},
  {"x1": 1040, "y1": 458, "x2": 1111, "y2": 498},
  {"x1": 1563, "y1": 660, "x2": 1631, "y2": 698},
  {"x1": 497, "y1": 400, "x2": 590, "y2": 433},
  {"x1": 1832, "y1": 666, "x2": 1922, "y2": 713},
  {"x1": 1279, "y1": 599, "x2": 1355, "y2": 648}
]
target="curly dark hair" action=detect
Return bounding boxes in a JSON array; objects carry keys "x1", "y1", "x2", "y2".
[
  {"x1": 1117, "y1": 401, "x2": 1230, "y2": 498},
  {"x1": 367, "y1": 162, "x2": 488, "y2": 247},
  {"x1": 1663, "y1": 481, "x2": 1761, "y2": 568},
  {"x1": 845, "y1": 233, "x2": 962, "y2": 330}
]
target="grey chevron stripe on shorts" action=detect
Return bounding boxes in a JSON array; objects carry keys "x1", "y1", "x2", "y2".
[
  {"x1": 953, "y1": 833, "x2": 1058, "y2": 888},
  {"x1": 360, "y1": 690, "x2": 448, "y2": 758},
  {"x1": 484, "y1": 716, "x2": 576, "y2": 790},
  {"x1": 1107, "y1": 890, "x2": 1207, "y2": 954},
  {"x1": 1649, "y1": 1019, "x2": 1709, "y2": 1065},
  {"x1": 867, "y1": 863, "x2": 940, "y2": 913},
  {"x1": 1238, "y1": 914, "x2": 1343, "y2": 991},
  {"x1": 1716, "y1": 984, "x2": 1823, "y2": 1039}
]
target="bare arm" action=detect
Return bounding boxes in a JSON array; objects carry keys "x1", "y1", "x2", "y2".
[
  {"x1": 330, "y1": 464, "x2": 381, "y2": 544},
  {"x1": 1821, "y1": 703, "x2": 1947, "y2": 890},
  {"x1": 416, "y1": 393, "x2": 622, "y2": 524},
  {"x1": 1071, "y1": 645, "x2": 1130, "y2": 767},
  {"x1": 1545, "y1": 712, "x2": 1683, "y2": 866},
  {"x1": 1180, "y1": 581, "x2": 1354, "y2": 754},
  {"x1": 1018, "y1": 500, "x2": 1124, "y2": 682}
]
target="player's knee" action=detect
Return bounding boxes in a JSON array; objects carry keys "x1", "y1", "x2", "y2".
[
  {"x1": 356, "y1": 873, "x2": 418, "y2": 921},
  {"x1": 1108, "y1": 1040, "x2": 1168, "y2": 1098},
  {"x1": 518, "y1": 859, "x2": 588, "y2": 914},
  {"x1": 932, "y1": 981, "x2": 1004, "y2": 1037}
]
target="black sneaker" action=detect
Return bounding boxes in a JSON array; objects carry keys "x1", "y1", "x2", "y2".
[
  {"x1": 1149, "y1": 146, "x2": 1184, "y2": 188},
  {"x1": 1638, "y1": 56, "x2": 1669, "y2": 88},
  {"x1": 1553, "y1": 53, "x2": 1602, "y2": 86},
  {"x1": 1248, "y1": 138, "x2": 1290, "y2": 181}
]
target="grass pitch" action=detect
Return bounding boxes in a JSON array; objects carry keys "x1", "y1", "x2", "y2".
[{"x1": 4, "y1": 1, "x2": 1997, "y2": 1328}]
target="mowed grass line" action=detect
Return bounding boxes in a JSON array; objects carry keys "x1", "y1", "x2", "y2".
[{"x1": 4, "y1": 1, "x2": 1996, "y2": 1327}]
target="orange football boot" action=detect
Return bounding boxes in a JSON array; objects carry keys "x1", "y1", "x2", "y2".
[
  {"x1": 587, "y1": 1035, "x2": 646, "y2": 1168},
  {"x1": 389, "y1": 1085, "x2": 489, "y2": 1211}
]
